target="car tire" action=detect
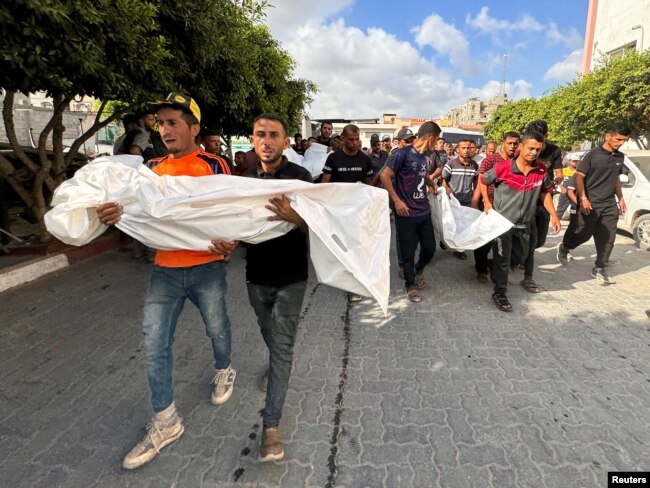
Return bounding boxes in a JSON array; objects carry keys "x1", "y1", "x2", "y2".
[{"x1": 632, "y1": 214, "x2": 650, "y2": 251}]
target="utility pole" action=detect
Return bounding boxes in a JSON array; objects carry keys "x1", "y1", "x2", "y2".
[{"x1": 501, "y1": 54, "x2": 508, "y2": 98}]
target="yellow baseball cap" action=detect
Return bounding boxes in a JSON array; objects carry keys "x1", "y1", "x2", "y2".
[{"x1": 155, "y1": 93, "x2": 201, "y2": 123}]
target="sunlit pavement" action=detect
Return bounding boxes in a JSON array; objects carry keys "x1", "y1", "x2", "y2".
[{"x1": 1, "y1": 229, "x2": 649, "y2": 487}]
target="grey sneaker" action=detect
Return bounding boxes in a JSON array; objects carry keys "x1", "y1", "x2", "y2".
[
  {"x1": 122, "y1": 414, "x2": 184, "y2": 470},
  {"x1": 211, "y1": 365, "x2": 236, "y2": 405},
  {"x1": 556, "y1": 243, "x2": 569, "y2": 265},
  {"x1": 260, "y1": 368, "x2": 269, "y2": 392},
  {"x1": 259, "y1": 426, "x2": 284, "y2": 462},
  {"x1": 591, "y1": 267, "x2": 615, "y2": 285}
]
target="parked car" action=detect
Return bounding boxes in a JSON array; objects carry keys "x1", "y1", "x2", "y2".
[
  {"x1": 620, "y1": 155, "x2": 650, "y2": 251},
  {"x1": 560, "y1": 149, "x2": 650, "y2": 250}
]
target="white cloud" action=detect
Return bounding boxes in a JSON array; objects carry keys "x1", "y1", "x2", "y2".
[
  {"x1": 264, "y1": 0, "x2": 355, "y2": 43},
  {"x1": 544, "y1": 49, "x2": 583, "y2": 81},
  {"x1": 413, "y1": 14, "x2": 474, "y2": 74},
  {"x1": 466, "y1": 7, "x2": 543, "y2": 34},
  {"x1": 546, "y1": 22, "x2": 583, "y2": 50},
  {"x1": 262, "y1": 3, "x2": 533, "y2": 118}
]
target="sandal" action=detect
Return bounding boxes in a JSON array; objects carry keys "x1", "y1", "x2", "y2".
[
  {"x1": 453, "y1": 251, "x2": 468, "y2": 260},
  {"x1": 398, "y1": 267, "x2": 405, "y2": 280},
  {"x1": 520, "y1": 279, "x2": 541, "y2": 294},
  {"x1": 492, "y1": 293, "x2": 512, "y2": 312},
  {"x1": 407, "y1": 289, "x2": 422, "y2": 303},
  {"x1": 415, "y1": 273, "x2": 426, "y2": 289}
]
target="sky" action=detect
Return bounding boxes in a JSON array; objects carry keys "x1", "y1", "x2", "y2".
[{"x1": 263, "y1": 0, "x2": 588, "y2": 119}]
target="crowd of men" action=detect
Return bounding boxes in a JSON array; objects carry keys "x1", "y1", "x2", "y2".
[{"x1": 104, "y1": 96, "x2": 631, "y2": 468}]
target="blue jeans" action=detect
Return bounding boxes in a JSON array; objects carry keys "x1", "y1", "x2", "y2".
[
  {"x1": 247, "y1": 281, "x2": 306, "y2": 427},
  {"x1": 143, "y1": 261, "x2": 231, "y2": 413}
]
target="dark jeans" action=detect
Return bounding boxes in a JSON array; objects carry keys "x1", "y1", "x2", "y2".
[
  {"x1": 492, "y1": 223, "x2": 537, "y2": 294},
  {"x1": 535, "y1": 203, "x2": 550, "y2": 248},
  {"x1": 474, "y1": 241, "x2": 492, "y2": 274},
  {"x1": 143, "y1": 261, "x2": 231, "y2": 413},
  {"x1": 247, "y1": 281, "x2": 306, "y2": 427},
  {"x1": 395, "y1": 220, "x2": 404, "y2": 268},
  {"x1": 562, "y1": 204, "x2": 618, "y2": 268},
  {"x1": 395, "y1": 214, "x2": 436, "y2": 289},
  {"x1": 556, "y1": 193, "x2": 572, "y2": 219}
]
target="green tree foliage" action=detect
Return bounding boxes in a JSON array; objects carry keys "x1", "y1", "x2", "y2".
[
  {"x1": 0, "y1": 0, "x2": 314, "y2": 240},
  {"x1": 485, "y1": 50, "x2": 650, "y2": 150}
]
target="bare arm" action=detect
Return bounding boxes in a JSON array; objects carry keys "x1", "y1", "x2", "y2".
[
  {"x1": 575, "y1": 172, "x2": 591, "y2": 214},
  {"x1": 320, "y1": 173, "x2": 332, "y2": 183},
  {"x1": 380, "y1": 166, "x2": 409, "y2": 217},
  {"x1": 615, "y1": 178, "x2": 626, "y2": 214},
  {"x1": 540, "y1": 191, "x2": 561, "y2": 233}
]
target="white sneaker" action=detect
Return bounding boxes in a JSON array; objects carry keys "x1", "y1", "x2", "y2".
[
  {"x1": 591, "y1": 267, "x2": 615, "y2": 285},
  {"x1": 211, "y1": 365, "x2": 236, "y2": 405},
  {"x1": 122, "y1": 407, "x2": 184, "y2": 470}
]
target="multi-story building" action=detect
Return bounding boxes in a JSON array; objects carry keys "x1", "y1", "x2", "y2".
[
  {"x1": 446, "y1": 95, "x2": 508, "y2": 127},
  {"x1": 582, "y1": 0, "x2": 649, "y2": 73}
]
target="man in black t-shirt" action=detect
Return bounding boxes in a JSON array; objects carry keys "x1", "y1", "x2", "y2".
[
  {"x1": 557, "y1": 124, "x2": 630, "y2": 285},
  {"x1": 525, "y1": 120, "x2": 563, "y2": 249},
  {"x1": 210, "y1": 113, "x2": 312, "y2": 463},
  {"x1": 321, "y1": 124, "x2": 374, "y2": 184}
]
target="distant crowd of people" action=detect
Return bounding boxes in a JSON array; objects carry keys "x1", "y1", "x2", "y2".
[{"x1": 104, "y1": 95, "x2": 632, "y2": 469}]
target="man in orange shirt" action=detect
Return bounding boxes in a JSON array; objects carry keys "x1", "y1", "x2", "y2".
[{"x1": 97, "y1": 93, "x2": 235, "y2": 470}]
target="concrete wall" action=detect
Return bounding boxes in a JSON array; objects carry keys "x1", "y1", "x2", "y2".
[
  {"x1": 0, "y1": 103, "x2": 95, "y2": 150},
  {"x1": 587, "y1": 0, "x2": 649, "y2": 69}
]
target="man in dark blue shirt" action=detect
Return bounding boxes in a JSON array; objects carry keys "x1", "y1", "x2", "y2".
[{"x1": 380, "y1": 121, "x2": 441, "y2": 303}]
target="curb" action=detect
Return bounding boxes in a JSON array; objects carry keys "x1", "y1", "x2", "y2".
[
  {"x1": 0, "y1": 231, "x2": 123, "y2": 293},
  {"x1": 0, "y1": 254, "x2": 69, "y2": 293}
]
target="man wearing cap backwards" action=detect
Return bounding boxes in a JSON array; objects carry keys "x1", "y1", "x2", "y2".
[
  {"x1": 380, "y1": 121, "x2": 440, "y2": 303},
  {"x1": 212, "y1": 113, "x2": 313, "y2": 462},
  {"x1": 96, "y1": 93, "x2": 236, "y2": 470}
]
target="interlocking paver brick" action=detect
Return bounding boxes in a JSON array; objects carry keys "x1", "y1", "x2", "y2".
[{"x1": 0, "y1": 230, "x2": 649, "y2": 487}]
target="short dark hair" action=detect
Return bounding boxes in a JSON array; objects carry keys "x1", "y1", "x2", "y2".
[
  {"x1": 342, "y1": 124, "x2": 359, "y2": 136},
  {"x1": 136, "y1": 108, "x2": 155, "y2": 119},
  {"x1": 201, "y1": 128, "x2": 221, "y2": 138},
  {"x1": 321, "y1": 121, "x2": 333, "y2": 128},
  {"x1": 234, "y1": 150, "x2": 245, "y2": 157},
  {"x1": 525, "y1": 120, "x2": 548, "y2": 135},
  {"x1": 468, "y1": 139, "x2": 478, "y2": 146},
  {"x1": 253, "y1": 113, "x2": 288, "y2": 136},
  {"x1": 487, "y1": 140, "x2": 497, "y2": 146},
  {"x1": 121, "y1": 113, "x2": 138, "y2": 128},
  {"x1": 294, "y1": 132, "x2": 302, "y2": 138},
  {"x1": 438, "y1": 137, "x2": 446, "y2": 143},
  {"x1": 416, "y1": 121, "x2": 442, "y2": 138},
  {"x1": 520, "y1": 131, "x2": 545, "y2": 144},
  {"x1": 605, "y1": 123, "x2": 632, "y2": 137},
  {"x1": 503, "y1": 131, "x2": 520, "y2": 141},
  {"x1": 457, "y1": 138, "x2": 472, "y2": 145}
]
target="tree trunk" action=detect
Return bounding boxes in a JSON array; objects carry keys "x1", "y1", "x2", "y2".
[{"x1": 1, "y1": 92, "x2": 133, "y2": 242}]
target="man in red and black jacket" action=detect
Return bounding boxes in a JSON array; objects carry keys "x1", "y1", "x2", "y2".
[{"x1": 481, "y1": 131, "x2": 561, "y2": 312}]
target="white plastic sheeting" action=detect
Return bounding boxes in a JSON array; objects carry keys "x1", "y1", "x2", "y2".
[
  {"x1": 44, "y1": 156, "x2": 391, "y2": 314},
  {"x1": 283, "y1": 143, "x2": 328, "y2": 179},
  {"x1": 430, "y1": 187, "x2": 513, "y2": 251}
]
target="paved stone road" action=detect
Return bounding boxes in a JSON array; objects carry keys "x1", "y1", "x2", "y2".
[{"x1": 1, "y1": 229, "x2": 649, "y2": 487}]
